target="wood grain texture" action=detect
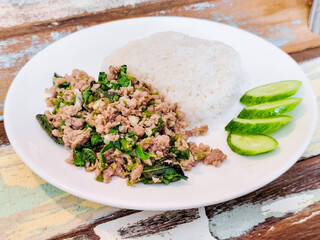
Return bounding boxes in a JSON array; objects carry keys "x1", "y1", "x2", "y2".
[
  {"x1": 236, "y1": 202, "x2": 320, "y2": 240},
  {"x1": 206, "y1": 155, "x2": 320, "y2": 239},
  {"x1": 0, "y1": 0, "x2": 203, "y2": 40},
  {"x1": 0, "y1": 0, "x2": 151, "y2": 28},
  {"x1": 92, "y1": 208, "x2": 213, "y2": 240},
  {"x1": 0, "y1": 146, "x2": 119, "y2": 240},
  {"x1": 206, "y1": 155, "x2": 320, "y2": 218},
  {"x1": 290, "y1": 46, "x2": 320, "y2": 63},
  {"x1": 49, "y1": 209, "x2": 140, "y2": 240},
  {"x1": 1, "y1": 0, "x2": 319, "y2": 53},
  {"x1": 0, "y1": 121, "x2": 9, "y2": 146},
  {"x1": 117, "y1": 209, "x2": 199, "y2": 238},
  {"x1": 147, "y1": 0, "x2": 320, "y2": 53}
]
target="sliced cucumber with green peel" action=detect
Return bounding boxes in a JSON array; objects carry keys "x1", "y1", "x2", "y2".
[
  {"x1": 240, "y1": 80, "x2": 302, "y2": 105},
  {"x1": 225, "y1": 115, "x2": 293, "y2": 134},
  {"x1": 238, "y1": 97, "x2": 302, "y2": 119},
  {"x1": 227, "y1": 133, "x2": 278, "y2": 156}
]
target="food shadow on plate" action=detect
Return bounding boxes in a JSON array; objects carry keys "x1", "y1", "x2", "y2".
[
  {"x1": 243, "y1": 147, "x2": 281, "y2": 161},
  {"x1": 271, "y1": 101, "x2": 307, "y2": 139}
]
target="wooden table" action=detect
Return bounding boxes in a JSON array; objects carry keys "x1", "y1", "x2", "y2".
[{"x1": 1, "y1": 1, "x2": 320, "y2": 239}]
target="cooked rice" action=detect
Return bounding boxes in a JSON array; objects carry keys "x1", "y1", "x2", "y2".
[{"x1": 103, "y1": 31, "x2": 243, "y2": 128}]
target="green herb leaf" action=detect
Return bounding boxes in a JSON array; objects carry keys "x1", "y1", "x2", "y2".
[
  {"x1": 117, "y1": 76, "x2": 131, "y2": 87},
  {"x1": 109, "y1": 124, "x2": 121, "y2": 134},
  {"x1": 82, "y1": 148, "x2": 96, "y2": 165},
  {"x1": 96, "y1": 174, "x2": 104, "y2": 182},
  {"x1": 97, "y1": 72, "x2": 110, "y2": 90},
  {"x1": 169, "y1": 147, "x2": 190, "y2": 160},
  {"x1": 73, "y1": 149, "x2": 84, "y2": 166},
  {"x1": 126, "y1": 163, "x2": 138, "y2": 171},
  {"x1": 113, "y1": 140, "x2": 121, "y2": 151},
  {"x1": 151, "y1": 118, "x2": 164, "y2": 136},
  {"x1": 54, "y1": 73, "x2": 63, "y2": 78},
  {"x1": 36, "y1": 114, "x2": 64, "y2": 144},
  {"x1": 147, "y1": 99, "x2": 155, "y2": 106},
  {"x1": 120, "y1": 65, "x2": 127, "y2": 74},
  {"x1": 93, "y1": 89, "x2": 119, "y2": 102},
  {"x1": 116, "y1": 65, "x2": 131, "y2": 87},
  {"x1": 83, "y1": 86, "x2": 93, "y2": 104},
  {"x1": 169, "y1": 134, "x2": 182, "y2": 145},
  {"x1": 91, "y1": 133, "x2": 104, "y2": 146},
  {"x1": 58, "y1": 82, "x2": 70, "y2": 89},
  {"x1": 73, "y1": 115, "x2": 84, "y2": 119},
  {"x1": 55, "y1": 98, "x2": 63, "y2": 107},
  {"x1": 62, "y1": 100, "x2": 74, "y2": 106},
  {"x1": 99, "y1": 141, "x2": 114, "y2": 166},
  {"x1": 120, "y1": 138, "x2": 133, "y2": 151},
  {"x1": 144, "y1": 110, "x2": 151, "y2": 118},
  {"x1": 98, "y1": 72, "x2": 107, "y2": 83},
  {"x1": 140, "y1": 160, "x2": 187, "y2": 185},
  {"x1": 124, "y1": 132, "x2": 136, "y2": 139},
  {"x1": 111, "y1": 82, "x2": 121, "y2": 90},
  {"x1": 135, "y1": 145, "x2": 156, "y2": 160}
]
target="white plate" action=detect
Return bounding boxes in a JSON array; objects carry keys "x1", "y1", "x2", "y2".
[{"x1": 4, "y1": 17, "x2": 317, "y2": 210}]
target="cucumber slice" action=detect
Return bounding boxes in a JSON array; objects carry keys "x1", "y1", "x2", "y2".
[
  {"x1": 227, "y1": 133, "x2": 278, "y2": 156},
  {"x1": 225, "y1": 116, "x2": 293, "y2": 134},
  {"x1": 240, "y1": 80, "x2": 302, "y2": 105},
  {"x1": 238, "y1": 98, "x2": 302, "y2": 119}
]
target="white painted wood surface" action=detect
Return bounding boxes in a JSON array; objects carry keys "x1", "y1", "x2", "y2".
[{"x1": 0, "y1": 0, "x2": 152, "y2": 28}]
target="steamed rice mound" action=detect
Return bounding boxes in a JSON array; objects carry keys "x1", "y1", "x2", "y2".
[{"x1": 103, "y1": 32, "x2": 242, "y2": 128}]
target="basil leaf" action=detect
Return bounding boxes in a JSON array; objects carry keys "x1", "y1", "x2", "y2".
[
  {"x1": 116, "y1": 65, "x2": 131, "y2": 87},
  {"x1": 83, "y1": 86, "x2": 93, "y2": 104},
  {"x1": 35, "y1": 114, "x2": 64, "y2": 144},
  {"x1": 73, "y1": 149, "x2": 84, "y2": 166},
  {"x1": 120, "y1": 138, "x2": 133, "y2": 151},
  {"x1": 91, "y1": 133, "x2": 104, "y2": 146},
  {"x1": 135, "y1": 145, "x2": 156, "y2": 160},
  {"x1": 113, "y1": 140, "x2": 121, "y2": 151},
  {"x1": 98, "y1": 72, "x2": 107, "y2": 83},
  {"x1": 58, "y1": 82, "x2": 70, "y2": 89},
  {"x1": 54, "y1": 72, "x2": 63, "y2": 78},
  {"x1": 140, "y1": 160, "x2": 187, "y2": 185},
  {"x1": 169, "y1": 147, "x2": 190, "y2": 160},
  {"x1": 151, "y1": 118, "x2": 164, "y2": 136},
  {"x1": 109, "y1": 124, "x2": 121, "y2": 134},
  {"x1": 99, "y1": 142, "x2": 114, "y2": 164},
  {"x1": 82, "y1": 148, "x2": 96, "y2": 165}
]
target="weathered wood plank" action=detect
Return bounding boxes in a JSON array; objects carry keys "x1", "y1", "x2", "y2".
[
  {"x1": 0, "y1": 121, "x2": 9, "y2": 146},
  {"x1": 206, "y1": 155, "x2": 320, "y2": 218},
  {"x1": 1, "y1": 0, "x2": 319, "y2": 53},
  {"x1": 0, "y1": 0, "x2": 151, "y2": 28},
  {"x1": 290, "y1": 46, "x2": 320, "y2": 63},
  {"x1": 0, "y1": 28, "x2": 80, "y2": 112},
  {"x1": 49, "y1": 209, "x2": 140, "y2": 240},
  {"x1": 147, "y1": 0, "x2": 319, "y2": 53},
  {"x1": 0, "y1": 0, "x2": 204, "y2": 40},
  {"x1": 205, "y1": 154, "x2": 320, "y2": 239},
  {"x1": 117, "y1": 209, "x2": 199, "y2": 238},
  {"x1": 93, "y1": 208, "x2": 213, "y2": 240},
  {"x1": 0, "y1": 146, "x2": 118, "y2": 240},
  {"x1": 236, "y1": 202, "x2": 320, "y2": 240}
]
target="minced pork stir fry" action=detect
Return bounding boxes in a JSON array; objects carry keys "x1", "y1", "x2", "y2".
[{"x1": 36, "y1": 65, "x2": 227, "y2": 186}]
